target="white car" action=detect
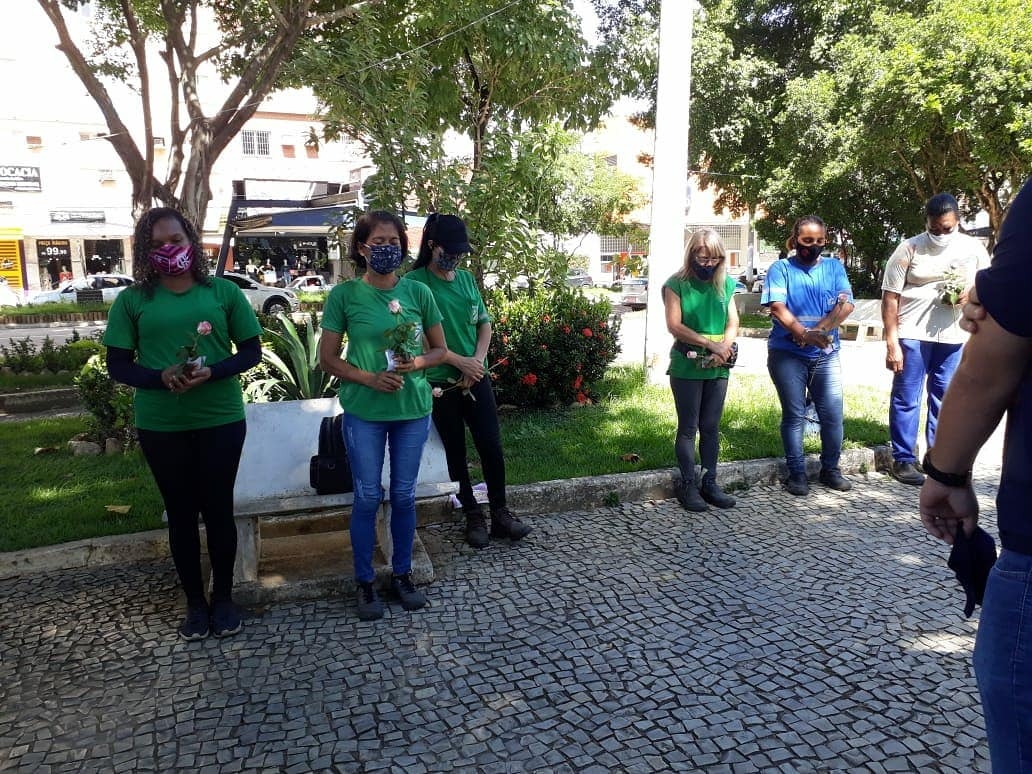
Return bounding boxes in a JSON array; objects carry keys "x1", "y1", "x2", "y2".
[
  {"x1": 28, "y1": 273, "x2": 134, "y2": 305},
  {"x1": 620, "y1": 277, "x2": 649, "y2": 310},
  {"x1": 222, "y1": 271, "x2": 300, "y2": 314},
  {"x1": 287, "y1": 275, "x2": 333, "y2": 293},
  {"x1": 0, "y1": 278, "x2": 24, "y2": 307}
]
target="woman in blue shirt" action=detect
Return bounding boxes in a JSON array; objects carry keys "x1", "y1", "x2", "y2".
[{"x1": 761, "y1": 216, "x2": 855, "y2": 496}]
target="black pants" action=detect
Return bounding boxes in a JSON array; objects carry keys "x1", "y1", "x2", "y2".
[
  {"x1": 137, "y1": 420, "x2": 246, "y2": 606},
  {"x1": 430, "y1": 375, "x2": 507, "y2": 512},
  {"x1": 669, "y1": 376, "x2": 729, "y2": 487}
]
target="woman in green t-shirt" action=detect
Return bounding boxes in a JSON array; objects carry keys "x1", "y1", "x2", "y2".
[
  {"x1": 103, "y1": 207, "x2": 263, "y2": 641},
  {"x1": 408, "y1": 214, "x2": 532, "y2": 549},
  {"x1": 319, "y1": 210, "x2": 447, "y2": 622},
  {"x1": 663, "y1": 228, "x2": 740, "y2": 512}
]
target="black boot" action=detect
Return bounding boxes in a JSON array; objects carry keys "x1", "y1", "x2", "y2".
[
  {"x1": 464, "y1": 508, "x2": 490, "y2": 549},
  {"x1": 676, "y1": 480, "x2": 708, "y2": 512},
  {"x1": 700, "y1": 480, "x2": 736, "y2": 509},
  {"x1": 490, "y1": 507, "x2": 532, "y2": 541}
]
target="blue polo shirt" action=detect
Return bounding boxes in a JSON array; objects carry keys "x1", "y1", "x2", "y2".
[
  {"x1": 976, "y1": 177, "x2": 1032, "y2": 555},
  {"x1": 762, "y1": 256, "x2": 854, "y2": 358}
]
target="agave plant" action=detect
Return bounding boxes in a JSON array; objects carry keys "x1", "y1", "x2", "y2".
[{"x1": 244, "y1": 312, "x2": 339, "y2": 402}]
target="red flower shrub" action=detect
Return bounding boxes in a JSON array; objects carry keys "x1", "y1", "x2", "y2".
[{"x1": 486, "y1": 286, "x2": 620, "y2": 407}]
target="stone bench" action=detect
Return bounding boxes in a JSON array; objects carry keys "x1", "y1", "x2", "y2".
[
  {"x1": 840, "y1": 298, "x2": 885, "y2": 341},
  {"x1": 232, "y1": 398, "x2": 456, "y2": 587}
]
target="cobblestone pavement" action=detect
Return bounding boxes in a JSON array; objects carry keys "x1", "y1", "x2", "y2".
[{"x1": 1, "y1": 464, "x2": 999, "y2": 774}]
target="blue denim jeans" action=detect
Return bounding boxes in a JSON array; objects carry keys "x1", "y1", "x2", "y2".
[
  {"x1": 973, "y1": 549, "x2": 1032, "y2": 771},
  {"x1": 889, "y1": 339, "x2": 962, "y2": 464},
  {"x1": 342, "y1": 413, "x2": 430, "y2": 583},
  {"x1": 767, "y1": 348, "x2": 844, "y2": 476}
]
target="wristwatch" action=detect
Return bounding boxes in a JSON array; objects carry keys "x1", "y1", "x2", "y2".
[{"x1": 922, "y1": 451, "x2": 972, "y2": 487}]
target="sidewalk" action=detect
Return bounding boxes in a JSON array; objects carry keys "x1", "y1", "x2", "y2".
[{"x1": 0, "y1": 460, "x2": 998, "y2": 771}]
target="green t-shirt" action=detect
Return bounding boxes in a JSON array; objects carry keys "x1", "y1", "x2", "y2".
[
  {"x1": 664, "y1": 274, "x2": 736, "y2": 380},
  {"x1": 103, "y1": 277, "x2": 263, "y2": 431},
  {"x1": 406, "y1": 267, "x2": 490, "y2": 383},
  {"x1": 320, "y1": 276, "x2": 443, "y2": 421}
]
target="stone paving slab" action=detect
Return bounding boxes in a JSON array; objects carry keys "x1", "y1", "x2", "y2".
[{"x1": 0, "y1": 470, "x2": 996, "y2": 772}]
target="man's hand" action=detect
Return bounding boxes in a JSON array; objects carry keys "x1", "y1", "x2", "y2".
[
  {"x1": 885, "y1": 341, "x2": 904, "y2": 373},
  {"x1": 919, "y1": 479, "x2": 979, "y2": 545}
]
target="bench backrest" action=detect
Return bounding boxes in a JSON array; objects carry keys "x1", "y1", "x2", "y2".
[
  {"x1": 234, "y1": 398, "x2": 451, "y2": 509},
  {"x1": 845, "y1": 298, "x2": 883, "y2": 323}
]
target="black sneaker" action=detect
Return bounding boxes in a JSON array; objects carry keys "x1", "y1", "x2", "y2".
[
  {"x1": 179, "y1": 602, "x2": 210, "y2": 641},
  {"x1": 784, "y1": 473, "x2": 809, "y2": 497},
  {"x1": 819, "y1": 468, "x2": 853, "y2": 491},
  {"x1": 700, "y1": 481, "x2": 736, "y2": 509},
  {"x1": 490, "y1": 507, "x2": 532, "y2": 541},
  {"x1": 356, "y1": 581, "x2": 384, "y2": 621},
  {"x1": 390, "y1": 573, "x2": 427, "y2": 611},
  {"x1": 891, "y1": 461, "x2": 925, "y2": 486},
  {"x1": 211, "y1": 596, "x2": 242, "y2": 639},
  {"x1": 464, "y1": 508, "x2": 490, "y2": 549},
  {"x1": 676, "y1": 480, "x2": 709, "y2": 512}
]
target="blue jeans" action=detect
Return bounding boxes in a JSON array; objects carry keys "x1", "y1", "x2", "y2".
[
  {"x1": 889, "y1": 339, "x2": 962, "y2": 463},
  {"x1": 767, "y1": 348, "x2": 844, "y2": 476},
  {"x1": 973, "y1": 549, "x2": 1032, "y2": 771},
  {"x1": 342, "y1": 414, "x2": 430, "y2": 583}
]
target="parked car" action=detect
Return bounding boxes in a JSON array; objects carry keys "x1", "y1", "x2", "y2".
[
  {"x1": 222, "y1": 271, "x2": 300, "y2": 314},
  {"x1": 620, "y1": 277, "x2": 649, "y2": 310},
  {"x1": 28, "y1": 273, "x2": 134, "y2": 305},
  {"x1": 734, "y1": 280, "x2": 749, "y2": 295},
  {"x1": 288, "y1": 275, "x2": 333, "y2": 293},
  {"x1": 565, "y1": 269, "x2": 593, "y2": 288},
  {"x1": 0, "y1": 277, "x2": 24, "y2": 307}
]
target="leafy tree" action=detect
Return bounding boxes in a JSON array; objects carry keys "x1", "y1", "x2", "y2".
[
  {"x1": 591, "y1": 0, "x2": 1032, "y2": 287},
  {"x1": 35, "y1": 0, "x2": 365, "y2": 229},
  {"x1": 295, "y1": 0, "x2": 622, "y2": 286}
]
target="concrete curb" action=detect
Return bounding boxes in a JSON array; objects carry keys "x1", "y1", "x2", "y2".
[
  {"x1": 0, "y1": 387, "x2": 81, "y2": 413},
  {"x1": 0, "y1": 445, "x2": 892, "y2": 582}
]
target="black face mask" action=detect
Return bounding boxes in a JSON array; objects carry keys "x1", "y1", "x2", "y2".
[{"x1": 795, "y1": 243, "x2": 822, "y2": 263}]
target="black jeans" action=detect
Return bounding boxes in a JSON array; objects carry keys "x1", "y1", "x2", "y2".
[
  {"x1": 430, "y1": 375, "x2": 507, "y2": 512},
  {"x1": 137, "y1": 420, "x2": 246, "y2": 606},
  {"x1": 669, "y1": 376, "x2": 729, "y2": 487}
]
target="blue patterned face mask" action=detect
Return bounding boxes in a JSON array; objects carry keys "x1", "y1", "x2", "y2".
[
  {"x1": 365, "y1": 243, "x2": 404, "y2": 274},
  {"x1": 435, "y1": 250, "x2": 464, "y2": 272}
]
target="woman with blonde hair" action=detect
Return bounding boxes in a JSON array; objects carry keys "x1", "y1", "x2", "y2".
[{"x1": 663, "y1": 228, "x2": 740, "y2": 511}]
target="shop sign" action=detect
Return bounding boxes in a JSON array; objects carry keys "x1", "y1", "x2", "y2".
[
  {"x1": 50, "y1": 210, "x2": 106, "y2": 223},
  {"x1": 0, "y1": 165, "x2": 42, "y2": 192},
  {"x1": 36, "y1": 238, "x2": 72, "y2": 262}
]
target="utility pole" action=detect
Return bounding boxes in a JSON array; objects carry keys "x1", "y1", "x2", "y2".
[{"x1": 644, "y1": 0, "x2": 699, "y2": 383}]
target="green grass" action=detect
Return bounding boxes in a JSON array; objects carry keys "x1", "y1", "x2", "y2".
[
  {"x1": 0, "y1": 365, "x2": 889, "y2": 552},
  {"x1": 495, "y1": 366, "x2": 887, "y2": 484},
  {"x1": 738, "y1": 312, "x2": 771, "y2": 329},
  {"x1": 0, "y1": 417, "x2": 164, "y2": 552},
  {"x1": 0, "y1": 302, "x2": 110, "y2": 319}
]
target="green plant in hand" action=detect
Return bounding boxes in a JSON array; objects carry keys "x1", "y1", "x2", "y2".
[{"x1": 243, "y1": 312, "x2": 339, "y2": 401}]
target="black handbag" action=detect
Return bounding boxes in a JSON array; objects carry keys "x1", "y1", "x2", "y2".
[{"x1": 309, "y1": 414, "x2": 353, "y2": 494}]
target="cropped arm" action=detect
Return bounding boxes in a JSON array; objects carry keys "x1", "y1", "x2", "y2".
[
  {"x1": 207, "y1": 336, "x2": 262, "y2": 381},
  {"x1": 105, "y1": 346, "x2": 165, "y2": 390}
]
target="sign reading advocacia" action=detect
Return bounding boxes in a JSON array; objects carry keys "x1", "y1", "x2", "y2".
[{"x1": 0, "y1": 166, "x2": 42, "y2": 192}]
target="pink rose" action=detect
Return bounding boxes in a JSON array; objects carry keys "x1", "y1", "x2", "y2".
[
  {"x1": 388, "y1": 299, "x2": 402, "y2": 314},
  {"x1": 432, "y1": 387, "x2": 444, "y2": 398},
  {"x1": 197, "y1": 321, "x2": 212, "y2": 335}
]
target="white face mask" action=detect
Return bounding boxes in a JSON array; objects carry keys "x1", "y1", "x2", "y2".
[{"x1": 927, "y1": 229, "x2": 956, "y2": 248}]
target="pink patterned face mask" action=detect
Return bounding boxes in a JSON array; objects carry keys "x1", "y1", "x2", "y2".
[{"x1": 149, "y1": 243, "x2": 194, "y2": 276}]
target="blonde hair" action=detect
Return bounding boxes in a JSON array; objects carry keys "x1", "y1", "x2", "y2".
[{"x1": 677, "y1": 228, "x2": 728, "y2": 296}]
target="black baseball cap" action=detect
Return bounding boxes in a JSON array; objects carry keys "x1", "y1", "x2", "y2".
[{"x1": 429, "y1": 214, "x2": 472, "y2": 254}]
